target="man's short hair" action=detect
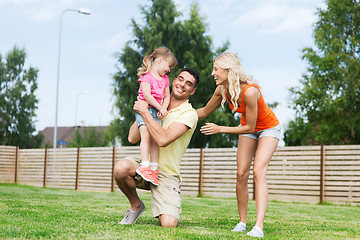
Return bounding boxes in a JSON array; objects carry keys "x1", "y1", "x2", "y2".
[{"x1": 178, "y1": 68, "x2": 200, "y2": 87}]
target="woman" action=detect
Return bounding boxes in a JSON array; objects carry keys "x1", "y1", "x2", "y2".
[{"x1": 197, "y1": 52, "x2": 280, "y2": 238}]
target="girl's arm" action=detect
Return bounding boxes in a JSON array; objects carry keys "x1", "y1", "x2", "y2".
[
  {"x1": 200, "y1": 87, "x2": 259, "y2": 135},
  {"x1": 141, "y1": 82, "x2": 163, "y2": 110},
  {"x1": 159, "y1": 86, "x2": 170, "y2": 118},
  {"x1": 196, "y1": 86, "x2": 222, "y2": 119}
]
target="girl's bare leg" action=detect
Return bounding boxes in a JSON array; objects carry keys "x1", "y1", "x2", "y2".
[
  {"x1": 139, "y1": 125, "x2": 150, "y2": 162},
  {"x1": 149, "y1": 134, "x2": 159, "y2": 164}
]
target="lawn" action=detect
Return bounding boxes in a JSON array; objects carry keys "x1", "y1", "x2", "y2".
[{"x1": 0, "y1": 183, "x2": 359, "y2": 239}]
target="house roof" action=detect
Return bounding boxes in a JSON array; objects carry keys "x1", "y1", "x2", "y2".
[{"x1": 40, "y1": 126, "x2": 108, "y2": 148}]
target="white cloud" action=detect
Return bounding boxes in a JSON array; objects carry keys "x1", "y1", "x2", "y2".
[{"x1": 233, "y1": 3, "x2": 316, "y2": 35}]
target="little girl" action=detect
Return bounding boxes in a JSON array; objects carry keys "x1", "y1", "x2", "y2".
[{"x1": 135, "y1": 46, "x2": 177, "y2": 186}]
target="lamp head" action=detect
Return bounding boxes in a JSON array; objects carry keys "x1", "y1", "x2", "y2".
[{"x1": 78, "y1": 8, "x2": 91, "y2": 15}]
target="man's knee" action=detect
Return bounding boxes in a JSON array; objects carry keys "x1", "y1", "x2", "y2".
[
  {"x1": 114, "y1": 159, "x2": 135, "y2": 180},
  {"x1": 159, "y1": 214, "x2": 178, "y2": 228}
]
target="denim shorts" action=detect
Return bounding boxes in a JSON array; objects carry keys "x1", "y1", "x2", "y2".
[
  {"x1": 240, "y1": 123, "x2": 281, "y2": 141},
  {"x1": 135, "y1": 106, "x2": 162, "y2": 127}
]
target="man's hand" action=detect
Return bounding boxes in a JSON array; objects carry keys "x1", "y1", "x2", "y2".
[{"x1": 133, "y1": 98, "x2": 149, "y2": 114}]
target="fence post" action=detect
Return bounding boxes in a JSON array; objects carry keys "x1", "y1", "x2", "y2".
[
  {"x1": 111, "y1": 147, "x2": 116, "y2": 192},
  {"x1": 75, "y1": 148, "x2": 80, "y2": 190},
  {"x1": 320, "y1": 144, "x2": 325, "y2": 204},
  {"x1": 43, "y1": 148, "x2": 48, "y2": 187},
  {"x1": 14, "y1": 146, "x2": 19, "y2": 183},
  {"x1": 197, "y1": 148, "x2": 204, "y2": 197}
]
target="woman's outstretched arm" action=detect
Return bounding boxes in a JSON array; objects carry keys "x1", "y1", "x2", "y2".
[{"x1": 196, "y1": 86, "x2": 222, "y2": 119}]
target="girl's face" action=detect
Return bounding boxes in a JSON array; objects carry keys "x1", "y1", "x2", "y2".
[
  {"x1": 211, "y1": 61, "x2": 228, "y2": 86},
  {"x1": 157, "y1": 58, "x2": 171, "y2": 77}
]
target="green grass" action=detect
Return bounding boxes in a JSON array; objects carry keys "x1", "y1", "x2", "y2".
[{"x1": 0, "y1": 183, "x2": 359, "y2": 239}]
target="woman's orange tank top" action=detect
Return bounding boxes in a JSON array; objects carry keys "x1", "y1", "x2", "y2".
[{"x1": 226, "y1": 84, "x2": 279, "y2": 132}]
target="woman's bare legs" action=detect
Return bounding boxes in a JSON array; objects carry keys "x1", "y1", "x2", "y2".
[
  {"x1": 236, "y1": 136, "x2": 258, "y2": 224},
  {"x1": 252, "y1": 136, "x2": 278, "y2": 230}
]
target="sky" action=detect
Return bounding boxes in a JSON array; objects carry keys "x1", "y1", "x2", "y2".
[{"x1": 0, "y1": 0, "x2": 326, "y2": 146}]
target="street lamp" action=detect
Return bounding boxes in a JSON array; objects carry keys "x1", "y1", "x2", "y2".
[
  {"x1": 75, "y1": 90, "x2": 90, "y2": 130},
  {"x1": 53, "y1": 8, "x2": 91, "y2": 149}
]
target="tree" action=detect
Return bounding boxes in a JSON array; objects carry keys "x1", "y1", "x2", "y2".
[
  {"x1": 284, "y1": 0, "x2": 360, "y2": 146},
  {"x1": 110, "y1": 0, "x2": 240, "y2": 148},
  {"x1": 0, "y1": 46, "x2": 42, "y2": 148}
]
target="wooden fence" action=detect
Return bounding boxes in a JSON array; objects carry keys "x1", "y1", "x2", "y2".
[{"x1": 0, "y1": 145, "x2": 359, "y2": 205}]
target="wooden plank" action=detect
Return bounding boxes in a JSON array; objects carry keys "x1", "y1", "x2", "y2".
[
  {"x1": 325, "y1": 186, "x2": 360, "y2": 191},
  {"x1": 324, "y1": 145, "x2": 360, "y2": 150},
  {"x1": 14, "y1": 146, "x2": 19, "y2": 183},
  {"x1": 325, "y1": 165, "x2": 360, "y2": 170},
  {"x1": 325, "y1": 171, "x2": 360, "y2": 176},
  {"x1": 78, "y1": 169, "x2": 113, "y2": 174},
  {"x1": 325, "y1": 176, "x2": 360, "y2": 181},
  {"x1": 267, "y1": 170, "x2": 320, "y2": 175},
  {"x1": 268, "y1": 185, "x2": 320, "y2": 191},
  {"x1": 269, "y1": 189, "x2": 319, "y2": 196},
  {"x1": 324, "y1": 191, "x2": 360, "y2": 197},
  {"x1": 268, "y1": 165, "x2": 321, "y2": 171},
  {"x1": 267, "y1": 179, "x2": 320, "y2": 185},
  {"x1": 269, "y1": 160, "x2": 321, "y2": 165},
  {"x1": 276, "y1": 146, "x2": 321, "y2": 151},
  {"x1": 198, "y1": 148, "x2": 204, "y2": 197},
  {"x1": 325, "y1": 181, "x2": 360, "y2": 187},
  {"x1": 111, "y1": 147, "x2": 116, "y2": 192},
  {"x1": 323, "y1": 160, "x2": 360, "y2": 165}
]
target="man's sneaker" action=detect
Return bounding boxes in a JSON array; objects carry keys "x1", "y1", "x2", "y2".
[
  {"x1": 119, "y1": 201, "x2": 145, "y2": 225},
  {"x1": 231, "y1": 222, "x2": 246, "y2": 232},
  {"x1": 246, "y1": 226, "x2": 264, "y2": 238},
  {"x1": 136, "y1": 166, "x2": 159, "y2": 186}
]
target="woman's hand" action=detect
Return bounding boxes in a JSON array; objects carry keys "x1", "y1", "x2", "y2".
[{"x1": 200, "y1": 123, "x2": 221, "y2": 135}]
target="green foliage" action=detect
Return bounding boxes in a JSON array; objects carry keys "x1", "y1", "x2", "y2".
[
  {"x1": 0, "y1": 46, "x2": 42, "y2": 148},
  {"x1": 1, "y1": 183, "x2": 359, "y2": 239},
  {"x1": 111, "y1": 0, "x2": 239, "y2": 148},
  {"x1": 67, "y1": 127, "x2": 108, "y2": 148},
  {"x1": 285, "y1": 0, "x2": 360, "y2": 145},
  {"x1": 267, "y1": 101, "x2": 279, "y2": 109}
]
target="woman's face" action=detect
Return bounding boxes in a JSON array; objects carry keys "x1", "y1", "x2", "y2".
[{"x1": 211, "y1": 61, "x2": 228, "y2": 86}]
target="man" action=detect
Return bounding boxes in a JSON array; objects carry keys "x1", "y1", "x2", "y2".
[{"x1": 114, "y1": 68, "x2": 199, "y2": 228}]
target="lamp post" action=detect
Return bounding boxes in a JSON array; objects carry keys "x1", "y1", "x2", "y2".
[
  {"x1": 53, "y1": 8, "x2": 91, "y2": 149},
  {"x1": 75, "y1": 90, "x2": 90, "y2": 130}
]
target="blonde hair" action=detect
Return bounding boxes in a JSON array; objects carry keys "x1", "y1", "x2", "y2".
[
  {"x1": 214, "y1": 52, "x2": 256, "y2": 111},
  {"x1": 137, "y1": 46, "x2": 178, "y2": 77}
]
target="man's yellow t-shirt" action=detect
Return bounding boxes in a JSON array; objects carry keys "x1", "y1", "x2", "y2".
[{"x1": 158, "y1": 100, "x2": 198, "y2": 178}]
